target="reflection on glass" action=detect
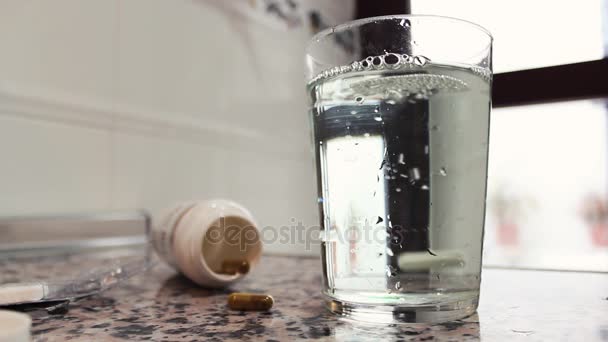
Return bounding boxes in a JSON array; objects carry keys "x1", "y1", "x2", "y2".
[
  {"x1": 332, "y1": 313, "x2": 481, "y2": 340},
  {"x1": 322, "y1": 135, "x2": 387, "y2": 291}
]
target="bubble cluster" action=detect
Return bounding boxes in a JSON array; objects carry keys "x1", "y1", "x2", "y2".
[
  {"x1": 309, "y1": 52, "x2": 492, "y2": 86},
  {"x1": 471, "y1": 65, "x2": 493, "y2": 82},
  {"x1": 386, "y1": 265, "x2": 398, "y2": 277},
  {"x1": 310, "y1": 52, "x2": 433, "y2": 85},
  {"x1": 350, "y1": 73, "x2": 469, "y2": 102}
]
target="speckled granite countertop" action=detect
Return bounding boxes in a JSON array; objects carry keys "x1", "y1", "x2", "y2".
[{"x1": 3, "y1": 252, "x2": 607, "y2": 341}]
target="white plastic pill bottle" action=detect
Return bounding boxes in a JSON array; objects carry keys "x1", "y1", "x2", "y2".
[{"x1": 151, "y1": 200, "x2": 262, "y2": 288}]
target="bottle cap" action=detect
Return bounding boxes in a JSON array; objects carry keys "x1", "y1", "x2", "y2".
[{"x1": 0, "y1": 310, "x2": 31, "y2": 342}]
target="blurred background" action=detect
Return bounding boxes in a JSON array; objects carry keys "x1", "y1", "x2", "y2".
[{"x1": 0, "y1": 0, "x2": 607, "y2": 271}]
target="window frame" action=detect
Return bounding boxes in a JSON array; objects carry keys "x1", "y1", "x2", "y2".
[{"x1": 493, "y1": 59, "x2": 608, "y2": 107}]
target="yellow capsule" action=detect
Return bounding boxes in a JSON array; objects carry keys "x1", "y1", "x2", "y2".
[
  {"x1": 227, "y1": 293, "x2": 274, "y2": 311},
  {"x1": 219, "y1": 260, "x2": 250, "y2": 275}
]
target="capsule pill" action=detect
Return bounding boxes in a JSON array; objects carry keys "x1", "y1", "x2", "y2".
[
  {"x1": 220, "y1": 260, "x2": 250, "y2": 275},
  {"x1": 227, "y1": 293, "x2": 274, "y2": 311}
]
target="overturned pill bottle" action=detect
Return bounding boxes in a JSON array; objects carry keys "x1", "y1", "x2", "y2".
[{"x1": 151, "y1": 200, "x2": 262, "y2": 288}]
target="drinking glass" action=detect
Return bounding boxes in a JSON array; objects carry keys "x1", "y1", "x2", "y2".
[{"x1": 306, "y1": 15, "x2": 492, "y2": 323}]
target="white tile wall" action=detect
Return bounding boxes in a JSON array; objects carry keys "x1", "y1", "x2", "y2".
[
  {"x1": 0, "y1": 115, "x2": 112, "y2": 215},
  {"x1": 0, "y1": 0, "x2": 345, "y2": 255},
  {"x1": 0, "y1": 0, "x2": 116, "y2": 102}
]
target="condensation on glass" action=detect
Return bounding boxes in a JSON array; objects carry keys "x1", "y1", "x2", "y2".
[{"x1": 306, "y1": 15, "x2": 493, "y2": 323}]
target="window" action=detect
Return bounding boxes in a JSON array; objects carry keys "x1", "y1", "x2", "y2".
[
  {"x1": 411, "y1": 0, "x2": 606, "y2": 72},
  {"x1": 358, "y1": 1, "x2": 608, "y2": 271},
  {"x1": 485, "y1": 99, "x2": 608, "y2": 272}
]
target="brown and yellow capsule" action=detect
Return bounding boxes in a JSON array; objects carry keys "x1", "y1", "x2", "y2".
[
  {"x1": 219, "y1": 260, "x2": 250, "y2": 275},
  {"x1": 227, "y1": 293, "x2": 274, "y2": 311}
]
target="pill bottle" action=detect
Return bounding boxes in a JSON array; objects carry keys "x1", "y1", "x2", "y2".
[{"x1": 151, "y1": 200, "x2": 262, "y2": 288}]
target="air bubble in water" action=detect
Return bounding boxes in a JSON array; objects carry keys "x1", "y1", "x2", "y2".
[
  {"x1": 386, "y1": 265, "x2": 397, "y2": 277},
  {"x1": 410, "y1": 167, "x2": 421, "y2": 180},
  {"x1": 384, "y1": 53, "x2": 400, "y2": 66},
  {"x1": 372, "y1": 56, "x2": 383, "y2": 66},
  {"x1": 439, "y1": 167, "x2": 447, "y2": 176},
  {"x1": 421, "y1": 184, "x2": 429, "y2": 190},
  {"x1": 414, "y1": 55, "x2": 429, "y2": 66},
  {"x1": 373, "y1": 106, "x2": 379, "y2": 113},
  {"x1": 364, "y1": 133, "x2": 370, "y2": 137},
  {"x1": 386, "y1": 248, "x2": 394, "y2": 256},
  {"x1": 350, "y1": 110, "x2": 357, "y2": 115},
  {"x1": 395, "y1": 281, "x2": 401, "y2": 290},
  {"x1": 355, "y1": 96, "x2": 364, "y2": 104},
  {"x1": 395, "y1": 187, "x2": 402, "y2": 192},
  {"x1": 386, "y1": 99, "x2": 397, "y2": 105},
  {"x1": 374, "y1": 116, "x2": 382, "y2": 122}
]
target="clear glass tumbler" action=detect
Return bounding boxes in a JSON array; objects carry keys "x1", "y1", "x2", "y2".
[{"x1": 306, "y1": 15, "x2": 492, "y2": 323}]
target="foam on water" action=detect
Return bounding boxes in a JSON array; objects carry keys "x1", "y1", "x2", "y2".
[
  {"x1": 308, "y1": 52, "x2": 491, "y2": 87},
  {"x1": 350, "y1": 74, "x2": 469, "y2": 102}
]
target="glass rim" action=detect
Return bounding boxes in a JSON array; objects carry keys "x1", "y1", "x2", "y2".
[{"x1": 308, "y1": 14, "x2": 493, "y2": 47}]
